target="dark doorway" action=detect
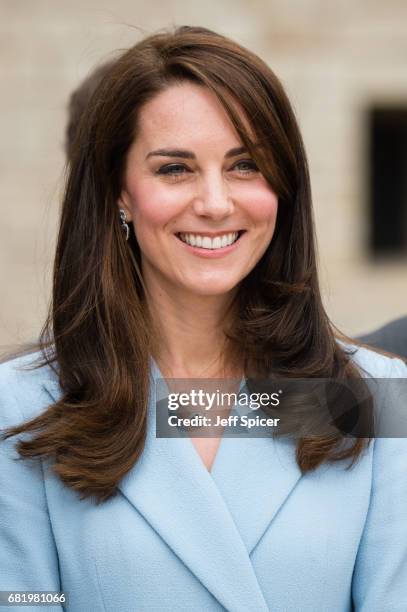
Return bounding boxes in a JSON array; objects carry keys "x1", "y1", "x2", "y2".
[{"x1": 369, "y1": 107, "x2": 407, "y2": 256}]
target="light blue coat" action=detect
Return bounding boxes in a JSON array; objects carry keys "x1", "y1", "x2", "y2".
[{"x1": 0, "y1": 346, "x2": 406, "y2": 611}]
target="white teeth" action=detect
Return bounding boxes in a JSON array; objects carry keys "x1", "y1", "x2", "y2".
[{"x1": 178, "y1": 232, "x2": 240, "y2": 249}]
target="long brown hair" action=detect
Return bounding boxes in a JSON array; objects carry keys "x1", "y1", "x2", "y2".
[{"x1": 1, "y1": 25, "x2": 369, "y2": 503}]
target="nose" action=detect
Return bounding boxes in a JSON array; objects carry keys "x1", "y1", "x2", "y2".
[{"x1": 192, "y1": 171, "x2": 234, "y2": 221}]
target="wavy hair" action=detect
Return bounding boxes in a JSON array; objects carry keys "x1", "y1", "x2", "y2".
[{"x1": 1, "y1": 25, "x2": 370, "y2": 503}]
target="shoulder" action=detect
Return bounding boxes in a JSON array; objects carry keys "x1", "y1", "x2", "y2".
[
  {"x1": 0, "y1": 350, "x2": 61, "y2": 428},
  {"x1": 339, "y1": 340, "x2": 407, "y2": 471},
  {"x1": 337, "y1": 338, "x2": 407, "y2": 378},
  {"x1": 358, "y1": 315, "x2": 407, "y2": 358}
]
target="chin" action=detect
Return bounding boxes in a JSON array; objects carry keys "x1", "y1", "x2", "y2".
[{"x1": 181, "y1": 279, "x2": 240, "y2": 298}]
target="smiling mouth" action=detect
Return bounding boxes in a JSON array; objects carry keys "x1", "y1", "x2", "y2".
[{"x1": 176, "y1": 231, "x2": 245, "y2": 250}]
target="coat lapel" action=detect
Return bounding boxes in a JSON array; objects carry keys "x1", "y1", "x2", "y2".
[
  {"x1": 117, "y1": 362, "x2": 270, "y2": 612},
  {"x1": 210, "y1": 433, "x2": 303, "y2": 554},
  {"x1": 42, "y1": 361, "x2": 269, "y2": 612}
]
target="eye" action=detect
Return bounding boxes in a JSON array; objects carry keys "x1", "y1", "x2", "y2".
[
  {"x1": 232, "y1": 159, "x2": 259, "y2": 174},
  {"x1": 155, "y1": 163, "x2": 191, "y2": 179}
]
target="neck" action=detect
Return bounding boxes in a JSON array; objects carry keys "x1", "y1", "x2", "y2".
[{"x1": 144, "y1": 276, "x2": 240, "y2": 378}]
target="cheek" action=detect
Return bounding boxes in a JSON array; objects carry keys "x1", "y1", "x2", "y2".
[
  {"x1": 242, "y1": 184, "x2": 278, "y2": 225},
  {"x1": 126, "y1": 179, "x2": 187, "y2": 229}
]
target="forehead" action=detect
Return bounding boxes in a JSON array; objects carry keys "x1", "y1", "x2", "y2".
[{"x1": 135, "y1": 81, "x2": 254, "y2": 148}]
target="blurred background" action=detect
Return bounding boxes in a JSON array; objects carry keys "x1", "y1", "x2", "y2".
[{"x1": 1, "y1": 0, "x2": 406, "y2": 349}]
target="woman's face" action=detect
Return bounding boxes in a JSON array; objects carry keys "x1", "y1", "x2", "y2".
[{"x1": 120, "y1": 82, "x2": 278, "y2": 299}]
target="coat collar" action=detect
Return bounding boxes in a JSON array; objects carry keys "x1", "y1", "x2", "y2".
[{"x1": 42, "y1": 358, "x2": 302, "y2": 612}]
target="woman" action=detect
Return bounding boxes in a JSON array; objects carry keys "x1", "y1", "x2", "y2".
[{"x1": 1, "y1": 25, "x2": 406, "y2": 612}]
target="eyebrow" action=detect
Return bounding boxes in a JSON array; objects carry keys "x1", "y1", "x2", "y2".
[{"x1": 145, "y1": 146, "x2": 249, "y2": 160}]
